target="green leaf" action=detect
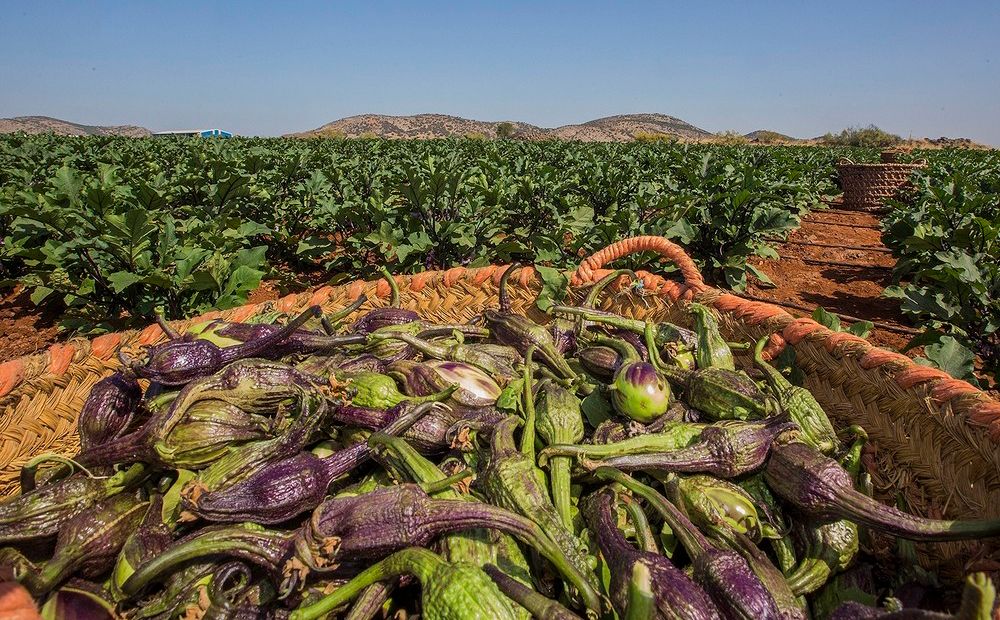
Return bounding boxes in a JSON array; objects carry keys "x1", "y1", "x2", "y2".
[
  {"x1": 497, "y1": 378, "x2": 525, "y2": 414},
  {"x1": 581, "y1": 390, "x2": 612, "y2": 428},
  {"x1": 919, "y1": 336, "x2": 976, "y2": 382},
  {"x1": 746, "y1": 263, "x2": 776, "y2": 288},
  {"x1": 107, "y1": 271, "x2": 144, "y2": 293},
  {"x1": 534, "y1": 264, "x2": 568, "y2": 312},
  {"x1": 811, "y1": 306, "x2": 841, "y2": 332},
  {"x1": 846, "y1": 321, "x2": 874, "y2": 339},
  {"x1": 30, "y1": 285, "x2": 55, "y2": 305}
]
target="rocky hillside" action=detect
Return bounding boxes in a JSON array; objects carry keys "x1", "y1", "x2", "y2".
[
  {"x1": 294, "y1": 113, "x2": 712, "y2": 141},
  {"x1": 0, "y1": 116, "x2": 151, "y2": 137}
]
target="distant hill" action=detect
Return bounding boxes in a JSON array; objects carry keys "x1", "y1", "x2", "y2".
[
  {"x1": 744, "y1": 129, "x2": 800, "y2": 143},
  {"x1": 293, "y1": 113, "x2": 713, "y2": 141},
  {"x1": 0, "y1": 116, "x2": 151, "y2": 137}
]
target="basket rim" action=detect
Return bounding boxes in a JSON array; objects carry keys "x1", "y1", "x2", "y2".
[{"x1": 2, "y1": 235, "x2": 998, "y2": 442}]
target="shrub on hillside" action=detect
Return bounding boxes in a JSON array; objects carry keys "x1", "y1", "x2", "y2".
[{"x1": 821, "y1": 125, "x2": 902, "y2": 148}]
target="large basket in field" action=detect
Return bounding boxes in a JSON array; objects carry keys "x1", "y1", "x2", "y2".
[
  {"x1": 1, "y1": 237, "x2": 998, "y2": 581},
  {"x1": 837, "y1": 157, "x2": 925, "y2": 212}
]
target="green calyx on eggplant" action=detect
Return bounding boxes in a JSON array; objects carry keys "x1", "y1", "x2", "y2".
[
  {"x1": 533, "y1": 377, "x2": 585, "y2": 529},
  {"x1": 290, "y1": 548, "x2": 519, "y2": 620},
  {"x1": 753, "y1": 336, "x2": 839, "y2": 454},
  {"x1": 339, "y1": 369, "x2": 457, "y2": 410},
  {"x1": 124, "y1": 305, "x2": 323, "y2": 386},
  {"x1": 765, "y1": 440, "x2": 1000, "y2": 541},
  {"x1": 689, "y1": 302, "x2": 736, "y2": 371},
  {"x1": 785, "y1": 518, "x2": 859, "y2": 596},
  {"x1": 656, "y1": 362, "x2": 779, "y2": 421},
  {"x1": 474, "y1": 416, "x2": 601, "y2": 608}
]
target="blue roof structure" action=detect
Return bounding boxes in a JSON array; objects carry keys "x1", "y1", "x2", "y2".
[{"x1": 152, "y1": 129, "x2": 233, "y2": 138}]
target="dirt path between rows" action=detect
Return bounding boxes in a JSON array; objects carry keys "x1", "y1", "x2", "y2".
[
  {"x1": 0, "y1": 204, "x2": 915, "y2": 363},
  {"x1": 746, "y1": 205, "x2": 912, "y2": 351}
]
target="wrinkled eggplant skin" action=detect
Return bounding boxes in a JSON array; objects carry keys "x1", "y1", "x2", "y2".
[
  {"x1": 585, "y1": 489, "x2": 721, "y2": 620},
  {"x1": 137, "y1": 338, "x2": 225, "y2": 386},
  {"x1": 0, "y1": 474, "x2": 124, "y2": 543},
  {"x1": 333, "y1": 401, "x2": 502, "y2": 453},
  {"x1": 78, "y1": 370, "x2": 143, "y2": 451},
  {"x1": 134, "y1": 306, "x2": 320, "y2": 385},
  {"x1": 189, "y1": 451, "x2": 330, "y2": 524},
  {"x1": 352, "y1": 308, "x2": 421, "y2": 334},
  {"x1": 693, "y1": 549, "x2": 783, "y2": 620},
  {"x1": 577, "y1": 345, "x2": 621, "y2": 381}
]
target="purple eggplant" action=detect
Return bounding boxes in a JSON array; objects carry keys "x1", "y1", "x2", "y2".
[
  {"x1": 584, "y1": 486, "x2": 721, "y2": 619},
  {"x1": 765, "y1": 441, "x2": 1000, "y2": 541},
  {"x1": 76, "y1": 359, "x2": 323, "y2": 469},
  {"x1": 182, "y1": 401, "x2": 434, "y2": 523},
  {"x1": 0, "y1": 491, "x2": 147, "y2": 596},
  {"x1": 304, "y1": 483, "x2": 601, "y2": 611},
  {"x1": 124, "y1": 305, "x2": 322, "y2": 385},
  {"x1": 352, "y1": 307, "x2": 421, "y2": 334},
  {"x1": 542, "y1": 417, "x2": 794, "y2": 478},
  {"x1": 333, "y1": 400, "x2": 503, "y2": 454},
  {"x1": 0, "y1": 463, "x2": 146, "y2": 543},
  {"x1": 180, "y1": 390, "x2": 331, "y2": 498},
  {"x1": 595, "y1": 468, "x2": 786, "y2": 620},
  {"x1": 78, "y1": 370, "x2": 143, "y2": 452}
]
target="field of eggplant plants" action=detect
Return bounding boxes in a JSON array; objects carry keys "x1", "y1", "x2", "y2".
[{"x1": 0, "y1": 135, "x2": 841, "y2": 333}]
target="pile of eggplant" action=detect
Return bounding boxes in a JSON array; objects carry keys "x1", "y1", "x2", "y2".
[{"x1": 2, "y1": 267, "x2": 998, "y2": 620}]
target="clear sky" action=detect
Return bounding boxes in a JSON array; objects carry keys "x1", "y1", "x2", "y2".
[{"x1": 1, "y1": 1, "x2": 998, "y2": 144}]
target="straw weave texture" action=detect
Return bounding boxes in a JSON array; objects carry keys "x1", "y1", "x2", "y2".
[{"x1": 837, "y1": 161, "x2": 924, "y2": 212}]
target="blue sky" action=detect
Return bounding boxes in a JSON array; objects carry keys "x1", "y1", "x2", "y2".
[{"x1": 1, "y1": 1, "x2": 998, "y2": 144}]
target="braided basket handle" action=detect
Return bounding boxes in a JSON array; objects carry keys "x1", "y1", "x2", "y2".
[
  {"x1": 837, "y1": 157, "x2": 856, "y2": 165},
  {"x1": 571, "y1": 236, "x2": 705, "y2": 289}
]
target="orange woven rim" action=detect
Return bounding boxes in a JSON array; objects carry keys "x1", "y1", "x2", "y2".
[{"x1": 1, "y1": 235, "x2": 997, "y2": 441}]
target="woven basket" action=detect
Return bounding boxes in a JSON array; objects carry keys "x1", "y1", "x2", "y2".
[
  {"x1": 1, "y1": 237, "x2": 998, "y2": 581},
  {"x1": 837, "y1": 158, "x2": 925, "y2": 212}
]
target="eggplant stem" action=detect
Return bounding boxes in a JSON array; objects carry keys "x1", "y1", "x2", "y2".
[
  {"x1": 624, "y1": 562, "x2": 656, "y2": 620},
  {"x1": 218, "y1": 305, "x2": 321, "y2": 363},
  {"x1": 19, "y1": 453, "x2": 101, "y2": 493},
  {"x1": 290, "y1": 548, "x2": 439, "y2": 620},
  {"x1": 624, "y1": 497, "x2": 660, "y2": 554},
  {"x1": 379, "y1": 266, "x2": 400, "y2": 307},
  {"x1": 155, "y1": 313, "x2": 181, "y2": 340},
  {"x1": 484, "y1": 564, "x2": 584, "y2": 620},
  {"x1": 498, "y1": 263, "x2": 521, "y2": 314},
  {"x1": 521, "y1": 346, "x2": 538, "y2": 460},
  {"x1": 418, "y1": 468, "x2": 472, "y2": 495}
]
